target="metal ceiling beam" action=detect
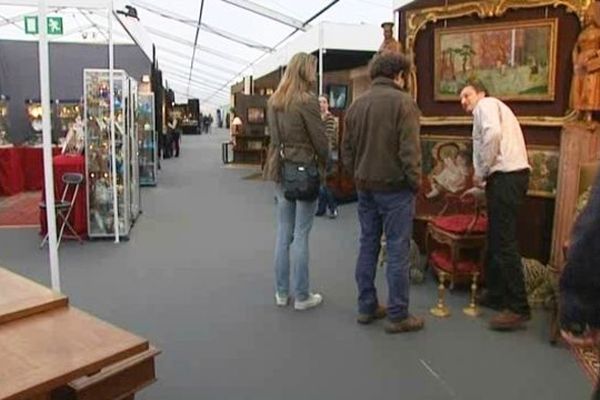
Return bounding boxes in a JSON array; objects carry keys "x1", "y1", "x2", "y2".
[
  {"x1": 79, "y1": 9, "x2": 108, "y2": 41},
  {"x1": 220, "y1": 0, "x2": 307, "y2": 31},
  {"x1": 158, "y1": 61, "x2": 234, "y2": 86},
  {"x1": 167, "y1": 82, "x2": 228, "y2": 101},
  {"x1": 0, "y1": 7, "x2": 64, "y2": 28},
  {"x1": 163, "y1": 72, "x2": 231, "y2": 94},
  {"x1": 187, "y1": 0, "x2": 205, "y2": 97},
  {"x1": 146, "y1": 26, "x2": 248, "y2": 65},
  {"x1": 163, "y1": 70, "x2": 229, "y2": 92},
  {"x1": 202, "y1": 0, "x2": 340, "y2": 103},
  {"x1": 132, "y1": 0, "x2": 274, "y2": 52},
  {"x1": 155, "y1": 45, "x2": 239, "y2": 76}
]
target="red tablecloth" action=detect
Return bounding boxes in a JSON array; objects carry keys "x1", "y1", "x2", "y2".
[
  {"x1": 40, "y1": 154, "x2": 88, "y2": 238},
  {"x1": 0, "y1": 147, "x2": 25, "y2": 196},
  {"x1": 21, "y1": 146, "x2": 61, "y2": 191}
]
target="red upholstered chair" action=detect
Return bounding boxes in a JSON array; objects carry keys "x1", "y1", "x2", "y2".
[{"x1": 426, "y1": 192, "x2": 488, "y2": 289}]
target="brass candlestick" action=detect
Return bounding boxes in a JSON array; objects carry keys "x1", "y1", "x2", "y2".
[
  {"x1": 463, "y1": 272, "x2": 481, "y2": 317},
  {"x1": 430, "y1": 271, "x2": 451, "y2": 318}
]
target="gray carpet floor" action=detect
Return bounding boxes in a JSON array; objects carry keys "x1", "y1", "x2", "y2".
[{"x1": 0, "y1": 129, "x2": 591, "y2": 399}]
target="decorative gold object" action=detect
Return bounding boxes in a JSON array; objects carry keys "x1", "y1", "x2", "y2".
[
  {"x1": 420, "y1": 111, "x2": 577, "y2": 127},
  {"x1": 463, "y1": 272, "x2": 481, "y2": 317},
  {"x1": 431, "y1": 271, "x2": 451, "y2": 317}
]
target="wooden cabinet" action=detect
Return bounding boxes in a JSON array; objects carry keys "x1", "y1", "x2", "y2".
[{"x1": 233, "y1": 135, "x2": 269, "y2": 165}]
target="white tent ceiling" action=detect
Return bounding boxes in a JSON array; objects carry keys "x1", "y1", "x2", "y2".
[{"x1": 0, "y1": 0, "x2": 401, "y2": 110}]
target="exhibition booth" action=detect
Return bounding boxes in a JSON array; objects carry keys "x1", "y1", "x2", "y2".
[{"x1": 0, "y1": 10, "x2": 162, "y2": 240}]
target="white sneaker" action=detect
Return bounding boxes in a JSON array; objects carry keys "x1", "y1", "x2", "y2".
[
  {"x1": 275, "y1": 292, "x2": 289, "y2": 307},
  {"x1": 294, "y1": 293, "x2": 323, "y2": 311}
]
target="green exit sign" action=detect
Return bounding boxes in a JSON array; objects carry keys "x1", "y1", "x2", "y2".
[
  {"x1": 23, "y1": 16, "x2": 63, "y2": 35},
  {"x1": 24, "y1": 16, "x2": 38, "y2": 34}
]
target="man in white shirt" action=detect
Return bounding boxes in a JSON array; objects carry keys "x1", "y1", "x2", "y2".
[{"x1": 460, "y1": 80, "x2": 531, "y2": 331}]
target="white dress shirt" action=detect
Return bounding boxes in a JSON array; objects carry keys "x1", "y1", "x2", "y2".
[{"x1": 471, "y1": 97, "x2": 530, "y2": 179}]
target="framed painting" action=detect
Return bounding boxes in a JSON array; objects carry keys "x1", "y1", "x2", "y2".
[
  {"x1": 416, "y1": 135, "x2": 475, "y2": 219},
  {"x1": 247, "y1": 107, "x2": 265, "y2": 124},
  {"x1": 434, "y1": 18, "x2": 558, "y2": 101},
  {"x1": 527, "y1": 145, "x2": 559, "y2": 198}
]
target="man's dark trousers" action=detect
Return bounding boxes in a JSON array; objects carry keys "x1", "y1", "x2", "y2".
[
  {"x1": 484, "y1": 169, "x2": 530, "y2": 316},
  {"x1": 355, "y1": 189, "x2": 415, "y2": 321}
]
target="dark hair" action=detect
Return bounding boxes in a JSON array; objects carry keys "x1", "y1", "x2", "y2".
[
  {"x1": 461, "y1": 79, "x2": 488, "y2": 96},
  {"x1": 368, "y1": 52, "x2": 411, "y2": 80}
]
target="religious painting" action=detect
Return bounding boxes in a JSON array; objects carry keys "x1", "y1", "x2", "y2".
[
  {"x1": 416, "y1": 135, "x2": 475, "y2": 219},
  {"x1": 527, "y1": 145, "x2": 559, "y2": 198},
  {"x1": 434, "y1": 18, "x2": 557, "y2": 101}
]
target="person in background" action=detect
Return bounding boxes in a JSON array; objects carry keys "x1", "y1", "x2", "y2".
[
  {"x1": 167, "y1": 115, "x2": 179, "y2": 158},
  {"x1": 263, "y1": 52, "x2": 329, "y2": 311},
  {"x1": 316, "y1": 95, "x2": 339, "y2": 218},
  {"x1": 230, "y1": 114, "x2": 243, "y2": 146},
  {"x1": 208, "y1": 114, "x2": 214, "y2": 133},
  {"x1": 459, "y1": 80, "x2": 531, "y2": 331},
  {"x1": 378, "y1": 22, "x2": 403, "y2": 54},
  {"x1": 164, "y1": 115, "x2": 175, "y2": 159},
  {"x1": 343, "y1": 52, "x2": 424, "y2": 334},
  {"x1": 560, "y1": 171, "x2": 600, "y2": 400}
]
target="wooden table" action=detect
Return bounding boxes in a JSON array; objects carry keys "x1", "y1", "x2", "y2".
[{"x1": 0, "y1": 267, "x2": 159, "y2": 400}]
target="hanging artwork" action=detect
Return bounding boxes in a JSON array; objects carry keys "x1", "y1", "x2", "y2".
[
  {"x1": 434, "y1": 18, "x2": 558, "y2": 101},
  {"x1": 527, "y1": 145, "x2": 560, "y2": 198},
  {"x1": 416, "y1": 135, "x2": 476, "y2": 219}
]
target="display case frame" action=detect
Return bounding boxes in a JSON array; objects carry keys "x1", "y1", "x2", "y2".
[
  {"x1": 83, "y1": 68, "x2": 132, "y2": 239},
  {"x1": 138, "y1": 93, "x2": 157, "y2": 186},
  {"x1": 128, "y1": 78, "x2": 141, "y2": 221}
]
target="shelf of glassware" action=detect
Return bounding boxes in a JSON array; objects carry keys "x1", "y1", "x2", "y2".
[
  {"x1": 83, "y1": 69, "x2": 132, "y2": 239},
  {"x1": 138, "y1": 93, "x2": 157, "y2": 186},
  {"x1": 0, "y1": 97, "x2": 9, "y2": 146},
  {"x1": 55, "y1": 101, "x2": 82, "y2": 141}
]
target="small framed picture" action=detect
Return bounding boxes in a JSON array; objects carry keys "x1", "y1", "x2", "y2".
[
  {"x1": 247, "y1": 107, "x2": 265, "y2": 124},
  {"x1": 327, "y1": 84, "x2": 348, "y2": 109}
]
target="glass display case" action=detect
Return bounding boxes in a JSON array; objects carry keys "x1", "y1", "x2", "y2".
[
  {"x1": 55, "y1": 100, "x2": 83, "y2": 141},
  {"x1": 0, "y1": 96, "x2": 9, "y2": 145},
  {"x1": 138, "y1": 93, "x2": 157, "y2": 186},
  {"x1": 128, "y1": 78, "x2": 141, "y2": 221},
  {"x1": 25, "y1": 100, "x2": 43, "y2": 146},
  {"x1": 84, "y1": 69, "x2": 134, "y2": 239}
]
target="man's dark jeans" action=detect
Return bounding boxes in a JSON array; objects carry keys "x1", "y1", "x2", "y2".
[
  {"x1": 355, "y1": 189, "x2": 415, "y2": 320},
  {"x1": 484, "y1": 169, "x2": 530, "y2": 316}
]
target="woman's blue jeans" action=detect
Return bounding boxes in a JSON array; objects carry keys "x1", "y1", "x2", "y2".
[{"x1": 273, "y1": 187, "x2": 317, "y2": 301}]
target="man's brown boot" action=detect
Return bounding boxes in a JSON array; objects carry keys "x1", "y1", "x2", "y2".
[
  {"x1": 384, "y1": 315, "x2": 425, "y2": 334},
  {"x1": 357, "y1": 306, "x2": 387, "y2": 325},
  {"x1": 489, "y1": 310, "x2": 530, "y2": 331}
]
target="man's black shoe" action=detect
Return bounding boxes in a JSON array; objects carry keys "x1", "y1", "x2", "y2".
[{"x1": 476, "y1": 291, "x2": 503, "y2": 311}]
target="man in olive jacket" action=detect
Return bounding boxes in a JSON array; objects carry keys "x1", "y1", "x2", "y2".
[{"x1": 342, "y1": 52, "x2": 424, "y2": 334}]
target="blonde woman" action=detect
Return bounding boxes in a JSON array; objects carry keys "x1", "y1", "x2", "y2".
[{"x1": 263, "y1": 52, "x2": 329, "y2": 310}]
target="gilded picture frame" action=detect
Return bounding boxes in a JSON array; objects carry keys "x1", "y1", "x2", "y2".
[
  {"x1": 527, "y1": 145, "x2": 560, "y2": 198},
  {"x1": 434, "y1": 18, "x2": 558, "y2": 101}
]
